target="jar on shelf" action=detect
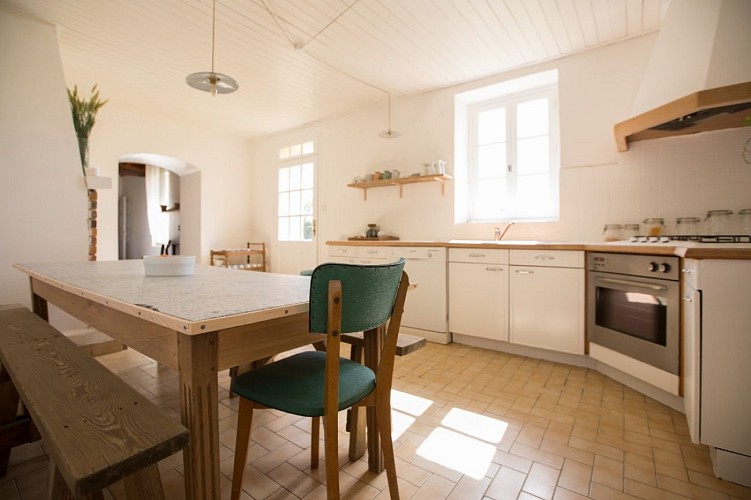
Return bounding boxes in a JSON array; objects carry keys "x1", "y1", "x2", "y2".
[
  {"x1": 366, "y1": 224, "x2": 379, "y2": 238},
  {"x1": 705, "y1": 210, "x2": 733, "y2": 235},
  {"x1": 739, "y1": 209, "x2": 751, "y2": 236},
  {"x1": 603, "y1": 224, "x2": 623, "y2": 242},
  {"x1": 676, "y1": 217, "x2": 701, "y2": 236},
  {"x1": 643, "y1": 218, "x2": 666, "y2": 237},
  {"x1": 623, "y1": 224, "x2": 640, "y2": 239}
]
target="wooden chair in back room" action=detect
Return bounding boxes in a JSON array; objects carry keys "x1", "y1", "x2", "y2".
[{"x1": 230, "y1": 259, "x2": 409, "y2": 500}]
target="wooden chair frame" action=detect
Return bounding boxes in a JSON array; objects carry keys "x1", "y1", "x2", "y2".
[{"x1": 231, "y1": 270, "x2": 409, "y2": 500}]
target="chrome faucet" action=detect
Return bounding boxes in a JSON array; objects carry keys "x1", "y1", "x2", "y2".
[{"x1": 494, "y1": 222, "x2": 515, "y2": 241}]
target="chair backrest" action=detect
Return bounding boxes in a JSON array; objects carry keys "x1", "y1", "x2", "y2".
[{"x1": 308, "y1": 259, "x2": 406, "y2": 334}]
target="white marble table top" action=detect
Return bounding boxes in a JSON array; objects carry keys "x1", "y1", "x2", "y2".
[{"x1": 15, "y1": 260, "x2": 310, "y2": 334}]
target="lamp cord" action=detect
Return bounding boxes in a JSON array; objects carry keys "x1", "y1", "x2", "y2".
[{"x1": 211, "y1": 0, "x2": 216, "y2": 73}]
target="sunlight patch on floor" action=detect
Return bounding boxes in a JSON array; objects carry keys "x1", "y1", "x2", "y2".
[
  {"x1": 391, "y1": 389, "x2": 433, "y2": 416},
  {"x1": 441, "y1": 407, "x2": 508, "y2": 443},
  {"x1": 416, "y1": 427, "x2": 497, "y2": 479}
]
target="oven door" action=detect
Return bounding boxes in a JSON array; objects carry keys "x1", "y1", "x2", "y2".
[{"x1": 588, "y1": 271, "x2": 679, "y2": 374}]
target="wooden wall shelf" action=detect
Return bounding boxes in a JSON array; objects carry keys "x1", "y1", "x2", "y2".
[
  {"x1": 347, "y1": 174, "x2": 452, "y2": 200},
  {"x1": 614, "y1": 82, "x2": 751, "y2": 152}
]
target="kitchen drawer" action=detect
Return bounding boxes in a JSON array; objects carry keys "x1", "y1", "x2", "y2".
[
  {"x1": 357, "y1": 246, "x2": 387, "y2": 259},
  {"x1": 329, "y1": 245, "x2": 355, "y2": 258},
  {"x1": 510, "y1": 249, "x2": 583, "y2": 268},
  {"x1": 449, "y1": 248, "x2": 508, "y2": 264}
]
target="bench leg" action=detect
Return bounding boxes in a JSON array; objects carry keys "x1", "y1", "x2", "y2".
[
  {"x1": 0, "y1": 363, "x2": 20, "y2": 476},
  {"x1": 123, "y1": 464, "x2": 165, "y2": 500},
  {"x1": 48, "y1": 464, "x2": 105, "y2": 500}
]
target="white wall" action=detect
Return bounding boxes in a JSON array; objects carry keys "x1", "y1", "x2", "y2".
[
  {"x1": 89, "y1": 107, "x2": 254, "y2": 263},
  {"x1": 248, "y1": 34, "x2": 664, "y2": 267},
  {"x1": 250, "y1": 31, "x2": 751, "y2": 264},
  {"x1": 0, "y1": 8, "x2": 254, "y2": 334},
  {"x1": 0, "y1": 10, "x2": 87, "y2": 327}
]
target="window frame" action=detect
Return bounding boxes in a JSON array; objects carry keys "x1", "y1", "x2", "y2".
[
  {"x1": 276, "y1": 140, "x2": 316, "y2": 243},
  {"x1": 454, "y1": 70, "x2": 560, "y2": 224}
]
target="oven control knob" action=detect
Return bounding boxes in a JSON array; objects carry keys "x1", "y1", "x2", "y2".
[
  {"x1": 660, "y1": 263, "x2": 672, "y2": 273},
  {"x1": 648, "y1": 261, "x2": 659, "y2": 272}
]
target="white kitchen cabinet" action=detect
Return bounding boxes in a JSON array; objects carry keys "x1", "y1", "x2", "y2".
[
  {"x1": 682, "y1": 261, "x2": 701, "y2": 444},
  {"x1": 681, "y1": 259, "x2": 751, "y2": 487},
  {"x1": 448, "y1": 249, "x2": 509, "y2": 341},
  {"x1": 509, "y1": 250, "x2": 584, "y2": 355}
]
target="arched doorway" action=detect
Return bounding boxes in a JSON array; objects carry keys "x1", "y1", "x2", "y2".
[{"x1": 117, "y1": 153, "x2": 201, "y2": 260}]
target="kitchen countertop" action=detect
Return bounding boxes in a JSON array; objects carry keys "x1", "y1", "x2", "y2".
[{"x1": 326, "y1": 239, "x2": 751, "y2": 260}]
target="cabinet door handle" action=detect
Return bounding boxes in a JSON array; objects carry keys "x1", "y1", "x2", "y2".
[
  {"x1": 365, "y1": 250, "x2": 379, "y2": 254},
  {"x1": 515, "y1": 269, "x2": 534, "y2": 274},
  {"x1": 485, "y1": 267, "x2": 503, "y2": 272},
  {"x1": 682, "y1": 296, "x2": 693, "y2": 302},
  {"x1": 534, "y1": 255, "x2": 555, "y2": 260},
  {"x1": 469, "y1": 253, "x2": 485, "y2": 258}
]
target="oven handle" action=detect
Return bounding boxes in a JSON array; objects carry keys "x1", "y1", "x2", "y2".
[{"x1": 594, "y1": 276, "x2": 668, "y2": 291}]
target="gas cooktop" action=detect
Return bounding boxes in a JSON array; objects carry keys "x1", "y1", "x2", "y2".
[{"x1": 622, "y1": 235, "x2": 751, "y2": 244}]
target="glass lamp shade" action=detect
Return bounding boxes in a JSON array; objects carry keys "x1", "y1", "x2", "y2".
[{"x1": 186, "y1": 72, "x2": 238, "y2": 96}]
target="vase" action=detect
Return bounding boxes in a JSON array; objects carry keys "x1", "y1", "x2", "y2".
[
  {"x1": 77, "y1": 134, "x2": 97, "y2": 260},
  {"x1": 77, "y1": 135, "x2": 89, "y2": 176}
]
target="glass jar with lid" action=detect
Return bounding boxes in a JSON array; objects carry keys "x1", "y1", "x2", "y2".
[
  {"x1": 739, "y1": 209, "x2": 751, "y2": 236},
  {"x1": 623, "y1": 224, "x2": 640, "y2": 239},
  {"x1": 676, "y1": 217, "x2": 701, "y2": 236},
  {"x1": 705, "y1": 210, "x2": 733, "y2": 235},
  {"x1": 643, "y1": 218, "x2": 666, "y2": 237},
  {"x1": 602, "y1": 224, "x2": 623, "y2": 242}
]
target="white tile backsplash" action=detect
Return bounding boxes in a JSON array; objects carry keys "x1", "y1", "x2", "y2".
[{"x1": 560, "y1": 127, "x2": 751, "y2": 241}]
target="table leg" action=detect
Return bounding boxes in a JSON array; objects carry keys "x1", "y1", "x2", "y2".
[
  {"x1": 178, "y1": 332, "x2": 220, "y2": 500},
  {"x1": 364, "y1": 326, "x2": 384, "y2": 473}
]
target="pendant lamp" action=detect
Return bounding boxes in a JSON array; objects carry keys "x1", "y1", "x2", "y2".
[
  {"x1": 378, "y1": 93, "x2": 400, "y2": 139},
  {"x1": 186, "y1": 0, "x2": 238, "y2": 96}
]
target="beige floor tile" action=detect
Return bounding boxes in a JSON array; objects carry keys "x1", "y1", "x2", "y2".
[
  {"x1": 485, "y1": 466, "x2": 526, "y2": 500},
  {"x1": 657, "y1": 474, "x2": 731, "y2": 500},
  {"x1": 624, "y1": 478, "x2": 688, "y2": 500},
  {"x1": 624, "y1": 451, "x2": 657, "y2": 486},
  {"x1": 592, "y1": 454, "x2": 625, "y2": 491},
  {"x1": 522, "y1": 462, "x2": 560, "y2": 499},
  {"x1": 553, "y1": 486, "x2": 591, "y2": 500},
  {"x1": 557, "y1": 458, "x2": 593, "y2": 496},
  {"x1": 687, "y1": 470, "x2": 751, "y2": 500}
]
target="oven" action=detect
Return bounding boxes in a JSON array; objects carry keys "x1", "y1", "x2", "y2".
[{"x1": 587, "y1": 252, "x2": 680, "y2": 375}]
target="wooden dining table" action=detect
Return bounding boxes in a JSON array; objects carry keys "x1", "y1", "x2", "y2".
[{"x1": 13, "y1": 260, "x2": 385, "y2": 500}]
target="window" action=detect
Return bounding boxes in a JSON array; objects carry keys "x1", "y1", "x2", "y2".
[
  {"x1": 455, "y1": 70, "x2": 559, "y2": 223},
  {"x1": 277, "y1": 141, "x2": 315, "y2": 241}
]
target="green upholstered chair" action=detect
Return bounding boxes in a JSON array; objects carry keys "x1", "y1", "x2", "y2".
[{"x1": 230, "y1": 260, "x2": 409, "y2": 500}]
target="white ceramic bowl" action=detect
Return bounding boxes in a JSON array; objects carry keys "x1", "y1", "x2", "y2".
[{"x1": 143, "y1": 255, "x2": 195, "y2": 276}]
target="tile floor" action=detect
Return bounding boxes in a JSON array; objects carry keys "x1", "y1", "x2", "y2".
[{"x1": 2, "y1": 341, "x2": 751, "y2": 500}]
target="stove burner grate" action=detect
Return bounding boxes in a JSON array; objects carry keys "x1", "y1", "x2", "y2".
[{"x1": 663, "y1": 235, "x2": 751, "y2": 243}]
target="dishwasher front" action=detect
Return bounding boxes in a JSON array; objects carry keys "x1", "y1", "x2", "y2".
[{"x1": 388, "y1": 247, "x2": 449, "y2": 344}]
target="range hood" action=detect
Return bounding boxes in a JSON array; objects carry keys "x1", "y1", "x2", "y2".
[
  {"x1": 614, "y1": 0, "x2": 751, "y2": 152},
  {"x1": 615, "y1": 82, "x2": 751, "y2": 152}
]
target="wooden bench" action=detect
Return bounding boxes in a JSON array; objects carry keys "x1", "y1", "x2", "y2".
[{"x1": 0, "y1": 305, "x2": 190, "y2": 499}]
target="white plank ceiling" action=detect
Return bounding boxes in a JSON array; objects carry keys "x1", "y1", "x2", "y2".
[{"x1": 3, "y1": 0, "x2": 669, "y2": 138}]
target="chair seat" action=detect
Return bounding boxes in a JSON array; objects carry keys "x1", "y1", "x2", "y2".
[{"x1": 232, "y1": 351, "x2": 376, "y2": 417}]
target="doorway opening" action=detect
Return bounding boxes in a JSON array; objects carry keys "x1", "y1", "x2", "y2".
[{"x1": 117, "y1": 153, "x2": 200, "y2": 260}]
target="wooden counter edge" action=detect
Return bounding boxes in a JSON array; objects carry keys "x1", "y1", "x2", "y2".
[{"x1": 325, "y1": 241, "x2": 751, "y2": 260}]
